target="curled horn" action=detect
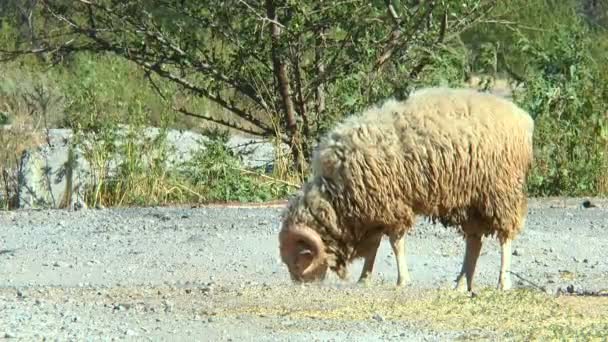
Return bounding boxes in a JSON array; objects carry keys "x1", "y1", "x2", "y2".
[{"x1": 279, "y1": 225, "x2": 326, "y2": 277}]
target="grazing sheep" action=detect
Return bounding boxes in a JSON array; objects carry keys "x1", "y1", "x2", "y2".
[{"x1": 278, "y1": 87, "x2": 534, "y2": 292}]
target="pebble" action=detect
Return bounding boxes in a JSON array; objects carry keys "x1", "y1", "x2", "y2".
[
  {"x1": 372, "y1": 313, "x2": 385, "y2": 322},
  {"x1": 114, "y1": 304, "x2": 131, "y2": 311},
  {"x1": 125, "y1": 329, "x2": 138, "y2": 336},
  {"x1": 566, "y1": 284, "x2": 578, "y2": 294},
  {"x1": 163, "y1": 300, "x2": 173, "y2": 313}
]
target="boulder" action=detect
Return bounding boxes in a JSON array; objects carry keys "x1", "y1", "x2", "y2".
[
  {"x1": 18, "y1": 129, "x2": 89, "y2": 210},
  {"x1": 17, "y1": 127, "x2": 287, "y2": 209}
]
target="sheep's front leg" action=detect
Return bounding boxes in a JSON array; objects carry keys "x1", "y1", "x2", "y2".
[
  {"x1": 389, "y1": 234, "x2": 410, "y2": 286},
  {"x1": 455, "y1": 234, "x2": 482, "y2": 292},
  {"x1": 497, "y1": 238, "x2": 512, "y2": 290},
  {"x1": 357, "y1": 234, "x2": 382, "y2": 284}
]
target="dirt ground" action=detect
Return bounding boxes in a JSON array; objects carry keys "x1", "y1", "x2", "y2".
[{"x1": 1, "y1": 197, "x2": 607, "y2": 341}]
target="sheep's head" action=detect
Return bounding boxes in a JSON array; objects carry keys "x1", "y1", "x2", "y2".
[{"x1": 279, "y1": 224, "x2": 329, "y2": 283}]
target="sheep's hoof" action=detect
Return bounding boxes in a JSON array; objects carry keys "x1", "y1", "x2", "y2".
[
  {"x1": 454, "y1": 278, "x2": 469, "y2": 293},
  {"x1": 396, "y1": 278, "x2": 411, "y2": 287},
  {"x1": 394, "y1": 271, "x2": 411, "y2": 286},
  {"x1": 357, "y1": 277, "x2": 373, "y2": 287},
  {"x1": 497, "y1": 278, "x2": 512, "y2": 291}
]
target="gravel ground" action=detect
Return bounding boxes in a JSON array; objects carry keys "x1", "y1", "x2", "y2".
[{"x1": 1, "y1": 197, "x2": 607, "y2": 341}]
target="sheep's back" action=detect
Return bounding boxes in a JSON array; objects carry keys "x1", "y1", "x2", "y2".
[{"x1": 311, "y1": 88, "x2": 533, "y2": 228}]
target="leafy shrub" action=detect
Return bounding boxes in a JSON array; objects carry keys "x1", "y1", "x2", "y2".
[
  {"x1": 180, "y1": 132, "x2": 292, "y2": 203},
  {"x1": 514, "y1": 25, "x2": 608, "y2": 196}
]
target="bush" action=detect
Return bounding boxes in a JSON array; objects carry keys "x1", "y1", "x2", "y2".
[
  {"x1": 77, "y1": 121, "x2": 293, "y2": 208},
  {"x1": 513, "y1": 25, "x2": 608, "y2": 196},
  {"x1": 180, "y1": 131, "x2": 292, "y2": 203}
]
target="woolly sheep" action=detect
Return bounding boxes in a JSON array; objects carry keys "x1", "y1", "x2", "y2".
[{"x1": 278, "y1": 87, "x2": 534, "y2": 292}]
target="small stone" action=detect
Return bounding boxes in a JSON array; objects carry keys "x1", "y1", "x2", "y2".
[
  {"x1": 163, "y1": 300, "x2": 173, "y2": 313},
  {"x1": 372, "y1": 313, "x2": 385, "y2": 322},
  {"x1": 582, "y1": 200, "x2": 596, "y2": 208},
  {"x1": 566, "y1": 284, "x2": 576, "y2": 294},
  {"x1": 114, "y1": 303, "x2": 131, "y2": 311},
  {"x1": 512, "y1": 249, "x2": 523, "y2": 256},
  {"x1": 53, "y1": 261, "x2": 64, "y2": 267},
  {"x1": 125, "y1": 329, "x2": 137, "y2": 336},
  {"x1": 4, "y1": 331, "x2": 15, "y2": 338}
]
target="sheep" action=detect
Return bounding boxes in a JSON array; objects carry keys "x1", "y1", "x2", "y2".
[{"x1": 278, "y1": 87, "x2": 534, "y2": 292}]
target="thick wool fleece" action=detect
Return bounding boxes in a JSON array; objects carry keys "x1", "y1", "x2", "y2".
[{"x1": 283, "y1": 87, "x2": 534, "y2": 274}]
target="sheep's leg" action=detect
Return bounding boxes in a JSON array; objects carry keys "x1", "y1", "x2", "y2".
[
  {"x1": 497, "y1": 238, "x2": 512, "y2": 290},
  {"x1": 455, "y1": 235, "x2": 482, "y2": 292},
  {"x1": 389, "y1": 234, "x2": 410, "y2": 286},
  {"x1": 357, "y1": 234, "x2": 382, "y2": 284}
]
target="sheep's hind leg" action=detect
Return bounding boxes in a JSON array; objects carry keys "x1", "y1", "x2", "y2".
[
  {"x1": 357, "y1": 234, "x2": 382, "y2": 285},
  {"x1": 389, "y1": 234, "x2": 410, "y2": 286},
  {"x1": 455, "y1": 234, "x2": 482, "y2": 292},
  {"x1": 497, "y1": 237, "x2": 512, "y2": 290}
]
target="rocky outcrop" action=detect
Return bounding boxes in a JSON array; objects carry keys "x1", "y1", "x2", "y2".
[{"x1": 17, "y1": 127, "x2": 287, "y2": 209}]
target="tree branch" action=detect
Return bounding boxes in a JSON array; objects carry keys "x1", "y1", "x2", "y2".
[
  {"x1": 143, "y1": 62, "x2": 273, "y2": 133},
  {"x1": 266, "y1": 0, "x2": 303, "y2": 171},
  {"x1": 266, "y1": 1, "x2": 297, "y2": 136},
  {"x1": 173, "y1": 106, "x2": 276, "y2": 139},
  {"x1": 35, "y1": 2, "x2": 276, "y2": 135},
  {"x1": 239, "y1": 0, "x2": 286, "y2": 28},
  {"x1": 371, "y1": 0, "x2": 403, "y2": 71},
  {"x1": 409, "y1": 10, "x2": 448, "y2": 80}
]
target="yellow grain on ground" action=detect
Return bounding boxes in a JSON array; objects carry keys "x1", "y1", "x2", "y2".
[{"x1": 213, "y1": 285, "x2": 608, "y2": 340}]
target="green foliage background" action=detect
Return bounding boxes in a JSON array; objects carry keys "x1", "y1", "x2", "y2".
[{"x1": 1, "y1": 0, "x2": 608, "y2": 208}]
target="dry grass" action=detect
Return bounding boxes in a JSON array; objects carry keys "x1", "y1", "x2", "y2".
[
  {"x1": 0, "y1": 115, "x2": 44, "y2": 209},
  {"x1": 213, "y1": 285, "x2": 608, "y2": 340}
]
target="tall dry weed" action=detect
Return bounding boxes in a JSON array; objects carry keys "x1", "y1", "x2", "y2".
[{"x1": 0, "y1": 115, "x2": 43, "y2": 209}]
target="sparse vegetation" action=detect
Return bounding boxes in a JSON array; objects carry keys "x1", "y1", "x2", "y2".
[
  {"x1": 1, "y1": 0, "x2": 608, "y2": 210},
  {"x1": 226, "y1": 286, "x2": 608, "y2": 340}
]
